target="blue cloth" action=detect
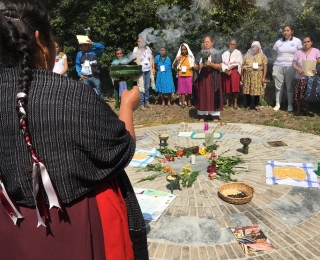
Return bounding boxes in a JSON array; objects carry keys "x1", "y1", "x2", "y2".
[
  {"x1": 154, "y1": 55, "x2": 175, "y2": 94},
  {"x1": 119, "y1": 81, "x2": 127, "y2": 97},
  {"x1": 75, "y1": 42, "x2": 105, "y2": 77},
  {"x1": 111, "y1": 57, "x2": 129, "y2": 65},
  {"x1": 140, "y1": 70, "x2": 151, "y2": 105},
  {"x1": 82, "y1": 76, "x2": 104, "y2": 100},
  {"x1": 265, "y1": 160, "x2": 319, "y2": 188}
]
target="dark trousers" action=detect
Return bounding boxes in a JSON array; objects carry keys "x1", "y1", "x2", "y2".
[{"x1": 245, "y1": 95, "x2": 260, "y2": 107}]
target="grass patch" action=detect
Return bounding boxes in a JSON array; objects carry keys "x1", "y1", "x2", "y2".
[{"x1": 263, "y1": 119, "x2": 285, "y2": 128}]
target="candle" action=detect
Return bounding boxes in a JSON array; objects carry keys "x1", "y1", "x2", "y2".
[{"x1": 191, "y1": 155, "x2": 196, "y2": 165}]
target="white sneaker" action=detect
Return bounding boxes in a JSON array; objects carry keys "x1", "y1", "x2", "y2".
[
  {"x1": 273, "y1": 104, "x2": 280, "y2": 111},
  {"x1": 288, "y1": 105, "x2": 293, "y2": 112}
]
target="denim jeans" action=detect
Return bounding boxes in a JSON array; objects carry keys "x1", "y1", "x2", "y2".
[
  {"x1": 82, "y1": 76, "x2": 104, "y2": 100},
  {"x1": 140, "y1": 70, "x2": 151, "y2": 105}
]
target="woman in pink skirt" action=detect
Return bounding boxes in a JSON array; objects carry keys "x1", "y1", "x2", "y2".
[{"x1": 173, "y1": 43, "x2": 195, "y2": 108}]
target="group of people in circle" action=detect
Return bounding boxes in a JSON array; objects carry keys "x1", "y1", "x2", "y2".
[
  {"x1": 115, "y1": 24, "x2": 319, "y2": 121},
  {"x1": 54, "y1": 24, "x2": 319, "y2": 121}
]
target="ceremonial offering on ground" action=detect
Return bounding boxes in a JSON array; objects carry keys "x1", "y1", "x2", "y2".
[
  {"x1": 272, "y1": 166, "x2": 307, "y2": 181},
  {"x1": 240, "y1": 138, "x2": 252, "y2": 154},
  {"x1": 266, "y1": 141, "x2": 287, "y2": 147},
  {"x1": 266, "y1": 161, "x2": 319, "y2": 187},
  {"x1": 159, "y1": 134, "x2": 169, "y2": 148},
  {"x1": 218, "y1": 182, "x2": 255, "y2": 205}
]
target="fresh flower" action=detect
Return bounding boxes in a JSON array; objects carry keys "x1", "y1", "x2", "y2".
[
  {"x1": 176, "y1": 150, "x2": 186, "y2": 157},
  {"x1": 208, "y1": 172, "x2": 216, "y2": 180},
  {"x1": 192, "y1": 147, "x2": 199, "y2": 154},
  {"x1": 167, "y1": 175, "x2": 176, "y2": 181},
  {"x1": 207, "y1": 165, "x2": 217, "y2": 173},
  {"x1": 199, "y1": 147, "x2": 209, "y2": 156},
  {"x1": 207, "y1": 149, "x2": 245, "y2": 182}
]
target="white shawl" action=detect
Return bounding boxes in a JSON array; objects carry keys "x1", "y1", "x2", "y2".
[
  {"x1": 133, "y1": 46, "x2": 155, "y2": 92},
  {"x1": 173, "y1": 43, "x2": 195, "y2": 69},
  {"x1": 221, "y1": 49, "x2": 242, "y2": 74}
]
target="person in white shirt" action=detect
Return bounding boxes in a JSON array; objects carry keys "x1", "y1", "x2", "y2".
[
  {"x1": 221, "y1": 39, "x2": 242, "y2": 110},
  {"x1": 53, "y1": 42, "x2": 68, "y2": 76},
  {"x1": 272, "y1": 24, "x2": 303, "y2": 112},
  {"x1": 133, "y1": 38, "x2": 155, "y2": 111}
]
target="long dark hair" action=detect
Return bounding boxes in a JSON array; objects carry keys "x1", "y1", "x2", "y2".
[
  {"x1": 0, "y1": 0, "x2": 54, "y2": 170},
  {"x1": 281, "y1": 24, "x2": 294, "y2": 41}
]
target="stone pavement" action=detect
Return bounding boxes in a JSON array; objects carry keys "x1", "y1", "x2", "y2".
[{"x1": 126, "y1": 123, "x2": 320, "y2": 260}]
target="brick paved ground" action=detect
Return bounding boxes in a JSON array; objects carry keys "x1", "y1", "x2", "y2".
[{"x1": 126, "y1": 123, "x2": 320, "y2": 260}]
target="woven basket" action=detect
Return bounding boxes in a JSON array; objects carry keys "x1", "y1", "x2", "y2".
[{"x1": 218, "y1": 182, "x2": 255, "y2": 205}]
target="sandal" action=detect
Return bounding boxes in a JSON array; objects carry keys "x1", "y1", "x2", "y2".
[
  {"x1": 255, "y1": 106, "x2": 261, "y2": 112},
  {"x1": 181, "y1": 105, "x2": 186, "y2": 109},
  {"x1": 294, "y1": 111, "x2": 301, "y2": 116},
  {"x1": 246, "y1": 107, "x2": 250, "y2": 111},
  {"x1": 188, "y1": 103, "x2": 192, "y2": 107},
  {"x1": 167, "y1": 104, "x2": 172, "y2": 108},
  {"x1": 304, "y1": 110, "x2": 314, "y2": 117}
]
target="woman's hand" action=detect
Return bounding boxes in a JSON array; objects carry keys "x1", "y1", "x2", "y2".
[
  {"x1": 299, "y1": 69, "x2": 304, "y2": 74},
  {"x1": 120, "y1": 86, "x2": 140, "y2": 112},
  {"x1": 206, "y1": 60, "x2": 211, "y2": 67},
  {"x1": 262, "y1": 78, "x2": 266, "y2": 84},
  {"x1": 311, "y1": 68, "x2": 317, "y2": 74}
]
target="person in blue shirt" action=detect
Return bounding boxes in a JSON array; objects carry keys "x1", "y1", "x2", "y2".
[
  {"x1": 154, "y1": 47, "x2": 175, "y2": 107},
  {"x1": 75, "y1": 39, "x2": 105, "y2": 99}
]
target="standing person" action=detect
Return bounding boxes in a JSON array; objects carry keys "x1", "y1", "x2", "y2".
[
  {"x1": 0, "y1": 1, "x2": 148, "y2": 259},
  {"x1": 75, "y1": 38, "x2": 105, "y2": 99},
  {"x1": 154, "y1": 47, "x2": 175, "y2": 107},
  {"x1": 173, "y1": 43, "x2": 195, "y2": 108},
  {"x1": 292, "y1": 36, "x2": 320, "y2": 116},
  {"x1": 194, "y1": 35, "x2": 223, "y2": 122},
  {"x1": 111, "y1": 47, "x2": 129, "y2": 108},
  {"x1": 272, "y1": 24, "x2": 303, "y2": 111},
  {"x1": 53, "y1": 42, "x2": 68, "y2": 76},
  {"x1": 133, "y1": 37, "x2": 154, "y2": 111},
  {"x1": 241, "y1": 41, "x2": 268, "y2": 111},
  {"x1": 221, "y1": 39, "x2": 242, "y2": 110}
]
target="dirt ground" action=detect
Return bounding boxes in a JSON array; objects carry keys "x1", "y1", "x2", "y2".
[{"x1": 108, "y1": 92, "x2": 320, "y2": 136}]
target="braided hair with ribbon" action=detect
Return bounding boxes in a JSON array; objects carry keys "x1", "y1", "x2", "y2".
[{"x1": 0, "y1": 0, "x2": 60, "y2": 227}]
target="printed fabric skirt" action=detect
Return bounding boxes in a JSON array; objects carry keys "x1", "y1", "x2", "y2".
[
  {"x1": 0, "y1": 178, "x2": 135, "y2": 260},
  {"x1": 294, "y1": 78, "x2": 307, "y2": 101}
]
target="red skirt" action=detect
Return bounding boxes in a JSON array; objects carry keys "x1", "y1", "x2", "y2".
[
  {"x1": 222, "y1": 69, "x2": 241, "y2": 93},
  {"x1": 0, "y1": 178, "x2": 134, "y2": 260}
]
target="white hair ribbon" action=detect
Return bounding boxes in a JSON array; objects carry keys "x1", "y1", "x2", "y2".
[
  {"x1": 0, "y1": 180, "x2": 24, "y2": 224},
  {"x1": 16, "y1": 92, "x2": 27, "y2": 99},
  {"x1": 32, "y1": 162, "x2": 61, "y2": 227}
]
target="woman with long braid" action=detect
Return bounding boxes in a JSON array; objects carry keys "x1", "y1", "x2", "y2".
[{"x1": 0, "y1": 0, "x2": 148, "y2": 259}]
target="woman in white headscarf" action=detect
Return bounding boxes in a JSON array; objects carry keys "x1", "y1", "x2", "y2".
[
  {"x1": 173, "y1": 43, "x2": 195, "y2": 108},
  {"x1": 241, "y1": 41, "x2": 268, "y2": 111}
]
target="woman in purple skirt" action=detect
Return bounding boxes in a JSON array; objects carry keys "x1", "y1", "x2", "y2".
[{"x1": 173, "y1": 43, "x2": 195, "y2": 108}]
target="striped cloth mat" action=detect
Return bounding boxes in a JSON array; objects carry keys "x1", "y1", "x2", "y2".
[
  {"x1": 129, "y1": 148, "x2": 160, "y2": 167},
  {"x1": 266, "y1": 160, "x2": 319, "y2": 188}
]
